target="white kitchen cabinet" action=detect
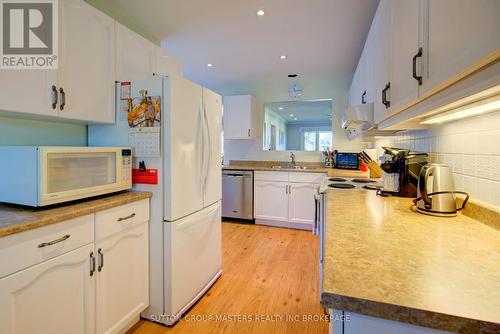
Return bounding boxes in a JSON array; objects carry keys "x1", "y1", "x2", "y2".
[
  {"x1": 0, "y1": 199, "x2": 150, "y2": 334},
  {"x1": 58, "y1": 0, "x2": 115, "y2": 123},
  {"x1": 0, "y1": 244, "x2": 95, "y2": 334},
  {"x1": 154, "y1": 46, "x2": 183, "y2": 77},
  {"x1": 288, "y1": 182, "x2": 318, "y2": 229},
  {"x1": 0, "y1": 71, "x2": 56, "y2": 117},
  {"x1": 372, "y1": 0, "x2": 392, "y2": 124},
  {"x1": 115, "y1": 22, "x2": 155, "y2": 82},
  {"x1": 254, "y1": 171, "x2": 323, "y2": 230},
  {"x1": 96, "y1": 222, "x2": 149, "y2": 334},
  {"x1": 0, "y1": 0, "x2": 115, "y2": 123},
  {"x1": 329, "y1": 310, "x2": 452, "y2": 334},
  {"x1": 223, "y1": 95, "x2": 257, "y2": 139},
  {"x1": 254, "y1": 180, "x2": 289, "y2": 222},
  {"x1": 421, "y1": 0, "x2": 500, "y2": 97},
  {"x1": 388, "y1": 0, "x2": 421, "y2": 115}
]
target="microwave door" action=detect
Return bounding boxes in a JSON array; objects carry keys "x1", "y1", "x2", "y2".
[{"x1": 40, "y1": 148, "x2": 123, "y2": 205}]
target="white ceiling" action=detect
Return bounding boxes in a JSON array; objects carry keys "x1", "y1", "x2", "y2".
[
  {"x1": 104, "y1": 0, "x2": 379, "y2": 87},
  {"x1": 266, "y1": 100, "x2": 332, "y2": 123}
]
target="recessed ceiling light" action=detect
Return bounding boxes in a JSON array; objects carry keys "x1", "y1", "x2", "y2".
[
  {"x1": 289, "y1": 114, "x2": 294, "y2": 117},
  {"x1": 279, "y1": 107, "x2": 283, "y2": 110},
  {"x1": 257, "y1": 9, "x2": 265, "y2": 16},
  {"x1": 294, "y1": 118, "x2": 297, "y2": 121},
  {"x1": 207, "y1": 63, "x2": 213, "y2": 67},
  {"x1": 280, "y1": 55, "x2": 287, "y2": 60}
]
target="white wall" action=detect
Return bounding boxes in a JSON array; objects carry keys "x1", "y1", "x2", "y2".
[
  {"x1": 375, "y1": 111, "x2": 500, "y2": 209},
  {"x1": 212, "y1": 74, "x2": 365, "y2": 163}
]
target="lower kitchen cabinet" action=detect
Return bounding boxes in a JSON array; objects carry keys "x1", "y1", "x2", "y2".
[
  {"x1": 330, "y1": 310, "x2": 452, "y2": 334},
  {"x1": 254, "y1": 171, "x2": 324, "y2": 231},
  {"x1": 0, "y1": 244, "x2": 95, "y2": 334},
  {"x1": 96, "y1": 222, "x2": 149, "y2": 334},
  {"x1": 0, "y1": 199, "x2": 150, "y2": 334},
  {"x1": 254, "y1": 180, "x2": 289, "y2": 222},
  {"x1": 288, "y1": 182, "x2": 319, "y2": 228}
]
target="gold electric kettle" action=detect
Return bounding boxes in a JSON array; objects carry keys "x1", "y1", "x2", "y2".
[{"x1": 414, "y1": 164, "x2": 469, "y2": 217}]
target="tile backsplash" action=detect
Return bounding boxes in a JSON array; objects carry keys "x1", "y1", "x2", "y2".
[{"x1": 375, "y1": 111, "x2": 500, "y2": 209}]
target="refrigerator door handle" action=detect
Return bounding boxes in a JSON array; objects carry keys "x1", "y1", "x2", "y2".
[
  {"x1": 198, "y1": 102, "x2": 206, "y2": 193},
  {"x1": 202, "y1": 99, "x2": 211, "y2": 192}
]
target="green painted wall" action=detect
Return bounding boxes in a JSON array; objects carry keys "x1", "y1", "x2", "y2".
[
  {"x1": 0, "y1": 116, "x2": 87, "y2": 146},
  {"x1": 0, "y1": 1, "x2": 159, "y2": 147}
]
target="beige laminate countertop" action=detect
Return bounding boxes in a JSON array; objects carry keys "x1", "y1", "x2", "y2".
[
  {"x1": 222, "y1": 165, "x2": 370, "y2": 178},
  {"x1": 321, "y1": 189, "x2": 500, "y2": 334},
  {"x1": 0, "y1": 191, "x2": 152, "y2": 238}
]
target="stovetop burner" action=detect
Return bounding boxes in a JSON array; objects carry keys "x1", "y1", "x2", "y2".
[
  {"x1": 363, "y1": 185, "x2": 382, "y2": 191},
  {"x1": 329, "y1": 177, "x2": 347, "y2": 182},
  {"x1": 352, "y1": 178, "x2": 377, "y2": 183},
  {"x1": 328, "y1": 183, "x2": 356, "y2": 189}
]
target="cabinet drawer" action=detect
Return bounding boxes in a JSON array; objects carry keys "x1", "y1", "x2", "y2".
[
  {"x1": 95, "y1": 199, "x2": 150, "y2": 240},
  {"x1": 289, "y1": 172, "x2": 326, "y2": 184},
  {"x1": 254, "y1": 171, "x2": 289, "y2": 182},
  {"x1": 0, "y1": 214, "x2": 94, "y2": 278}
]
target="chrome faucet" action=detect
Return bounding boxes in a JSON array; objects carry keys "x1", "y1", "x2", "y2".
[{"x1": 290, "y1": 152, "x2": 296, "y2": 166}]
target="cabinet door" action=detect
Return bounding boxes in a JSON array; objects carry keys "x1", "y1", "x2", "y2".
[
  {"x1": 115, "y1": 22, "x2": 155, "y2": 82},
  {"x1": 154, "y1": 46, "x2": 183, "y2": 77},
  {"x1": 254, "y1": 181, "x2": 288, "y2": 221},
  {"x1": 0, "y1": 71, "x2": 56, "y2": 117},
  {"x1": 389, "y1": 0, "x2": 420, "y2": 114},
  {"x1": 0, "y1": 244, "x2": 95, "y2": 334},
  {"x1": 422, "y1": 0, "x2": 500, "y2": 96},
  {"x1": 96, "y1": 222, "x2": 148, "y2": 334},
  {"x1": 58, "y1": 0, "x2": 115, "y2": 123},
  {"x1": 288, "y1": 182, "x2": 317, "y2": 230},
  {"x1": 223, "y1": 95, "x2": 256, "y2": 139},
  {"x1": 372, "y1": 0, "x2": 393, "y2": 124}
]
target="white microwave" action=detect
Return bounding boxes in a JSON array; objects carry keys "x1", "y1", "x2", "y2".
[{"x1": 0, "y1": 146, "x2": 132, "y2": 206}]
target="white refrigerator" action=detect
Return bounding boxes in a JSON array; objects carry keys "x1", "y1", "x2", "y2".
[{"x1": 88, "y1": 76, "x2": 222, "y2": 325}]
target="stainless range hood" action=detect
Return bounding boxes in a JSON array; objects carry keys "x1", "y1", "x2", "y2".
[
  {"x1": 340, "y1": 103, "x2": 374, "y2": 139},
  {"x1": 340, "y1": 103, "x2": 374, "y2": 130}
]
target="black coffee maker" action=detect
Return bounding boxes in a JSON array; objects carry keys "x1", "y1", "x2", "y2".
[{"x1": 379, "y1": 147, "x2": 428, "y2": 197}]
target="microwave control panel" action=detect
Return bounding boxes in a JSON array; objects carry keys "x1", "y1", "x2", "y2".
[{"x1": 122, "y1": 149, "x2": 132, "y2": 183}]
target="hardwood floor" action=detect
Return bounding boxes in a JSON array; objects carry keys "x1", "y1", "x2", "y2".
[{"x1": 127, "y1": 222, "x2": 328, "y2": 334}]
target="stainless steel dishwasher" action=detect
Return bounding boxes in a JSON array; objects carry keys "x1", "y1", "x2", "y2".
[{"x1": 222, "y1": 170, "x2": 253, "y2": 220}]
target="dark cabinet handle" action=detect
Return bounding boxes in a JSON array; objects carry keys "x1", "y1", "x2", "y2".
[
  {"x1": 412, "y1": 48, "x2": 423, "y2": 85},
  {"x1": 248, "y1": 129, "x2": 251, "y2": 137},
  {"x1": 361, "y1": 90, "x2": 366, "y2": 104},
  {"x1": 90, "y1": 252, "x2": 95, "y2": 277},
  {"x1": 118, "y1": 213, "x2": 136, "y2": 221},
  {"x1": 98, "y1": 248, "x2": 104, "y2": 272},
  {"x1": 59, "y1": 87, "x2": 66, "y2": 111},
  {"x1": 382, "y1": 83, "x2": 391, "y2": 109},
  {"x1": 38, "y1": 234, "x2": 70, "y2": 248},
  {"x1": 51, "y1": 85, "x2": 58, "y2": 109}
]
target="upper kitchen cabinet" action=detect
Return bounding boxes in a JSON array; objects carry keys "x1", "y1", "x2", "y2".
[
  {"x1": 154, "y1": 46, "x2": 183, "y2": 77},
  {"x1": 388, "y1": 0, "x2": 421, "y2": 114},
  {"x1": 58, "y1": 0, "x2": 115, "y2": 123},
  {"x1": 421, "y1": 0, "x2": 500, "y2": 96},
  {"x1": 223, "y1": 95, "x2": 257, "y2": 139},
  {"x1": 0, "y1": 0, "x2": 115, "y2": 124},
  {"x1": 115, "y1": 22, "x2": 155, "y2": 82},
  {"x1": 371, "y1": 0, "x2": 392, "y2": 124}
]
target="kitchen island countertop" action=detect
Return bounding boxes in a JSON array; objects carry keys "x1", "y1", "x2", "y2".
[{"x1": 321, "y1": 189, "x2": 500, "y2": 333}]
